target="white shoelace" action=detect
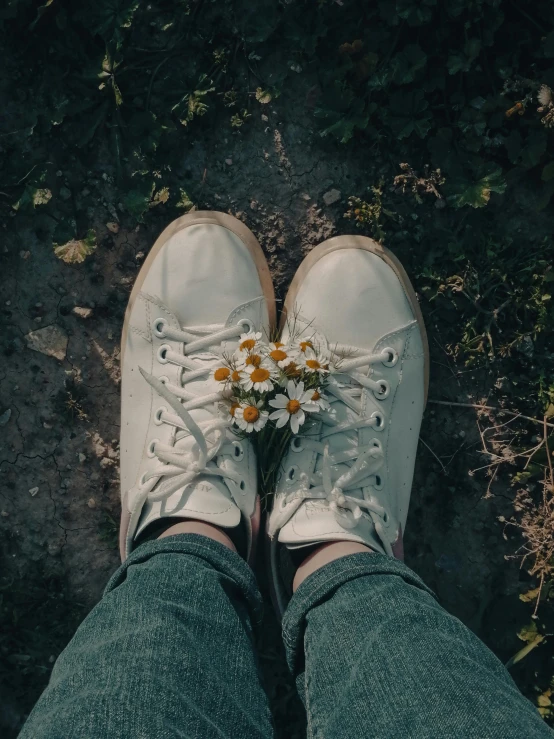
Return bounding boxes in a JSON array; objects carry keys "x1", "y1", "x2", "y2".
[
  {"x1": 128, "y1": 320, "x2": 249, "y2": 527},
  {"x1": 270, "y1": 346, "x2": 396, "y2": 555}
]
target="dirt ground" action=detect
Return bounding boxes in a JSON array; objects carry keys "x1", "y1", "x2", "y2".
[{"x1": 0, "y1": 86, "x2": 548, "y2": 737}]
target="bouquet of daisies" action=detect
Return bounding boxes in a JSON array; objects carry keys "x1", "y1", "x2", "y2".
[{"x1": 212, "y1": 330, "x2": 333, "y2": 491}]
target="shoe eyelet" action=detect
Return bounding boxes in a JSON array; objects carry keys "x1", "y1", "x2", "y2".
[
  {"x1": 157, "y1": 344, "x2": 171, "y2": 364},
  {"x1": 370, "y1": 411, "x2": 385, "y2": 431},
  {"x1": 153, "y1": 318, "x2": 168, "y2": 338},
  {"x1": 370, "y1": 438, "x2": 382, "y2": 450},
  {"x1": 147, "y1": 439, "x2": 159, "y2": 458},
  {"x1": 373, "y1": 474, "x2": 384, "y2": 491},
  {"x1": 238, "y1": 318, "x2": 254, "y2": 333},
  {"x1": 373, "y1": 379, "x2": 390, "y2": 400},
  {"x1": 286, "y1": 465, "x2": 299, "y2": 483},
  {"x1": 232, "y1": 441, "x2": 244, "y2": 461},
  {"x1": 382, "y1": 347, "x2": 398, "y2": 367},
  {"x1": 154, "y1": 407, "x2": 167, "y2": 426},
  {"x1": 239, "y1": 480, "x2": 246, "y2": 491},
  {"x1": 290, "y1": 436, "x2": 304, "y2": 453}
]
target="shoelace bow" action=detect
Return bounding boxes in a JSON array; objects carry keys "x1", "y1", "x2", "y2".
[
  {"x1": 269, "y1": 346, "x2": 395, "y2": 555},
  {"x1": 129, "y1": 321, "x2": 249, "y2": 520}
]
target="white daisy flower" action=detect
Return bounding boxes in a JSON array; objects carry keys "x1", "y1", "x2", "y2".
[
  {"x1": 297, "y1": 338, "x2": 316, "y2": 354},
  {"x1": 237, "y1": 331, "x2": 262, "y2": 353},
  {"x1": 308, "y1": 387, "x2": 331, "y2": 411},
  {"x1": 213, "y1": 363, "x2": 243, "y2": 385},
  {"x1": 235, "y1": 347, "x2": 269, "y2": 371},
  {"x1": 300, "y1": 347, "x2": 331, "y2": 376},
  {"x1": 240, "y1": 363, "x2": 277, "y2": 392},
  {"x1": 268, "y1": 380, "x2": 318, "y2": 434},
  {"x1": 266, "y1": 341, "x2": 298, "y2": 369},
  {"x1": 234, "y1": 400, "x2": 269, "y2": 433}
]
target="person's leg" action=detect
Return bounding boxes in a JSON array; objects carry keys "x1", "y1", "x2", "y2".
[
  {"x1": 283, "y1": 546, "x2": 552, "y2": 739},
  {"x1": 267, "y1": 236, "x2": 552, "y2": 737},
  {"x1": 20, "y1": 212, "x2": 277, "y2": 738},
  {"x1": 20, "y1": 532, "x2": 274, "y2": 739}
]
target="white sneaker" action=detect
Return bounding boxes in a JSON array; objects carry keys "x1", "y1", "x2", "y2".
[
  {"x1": 267, "y1": 235, "x2": 429, "y2": 614},
  {"x1": 119, "y1": 212, "x2": 275, "y2": 562}
]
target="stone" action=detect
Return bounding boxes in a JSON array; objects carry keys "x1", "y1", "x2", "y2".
[
  {"x1": 25, "y1": 325, "x2": 68, "y2": 361},
  {"x1": 29, "y1": 487, "x2": 39, "y2": 497},
  {"x1": 323, "y1": 189, "x2": 341, "y2": 206},
  {"x1": 0, "y1": 409, "x2": 11, "y2": 426},
  {"x1": 72, "y1": 306, "x2": 93, "y2": 319},
  {"x1": 225, "y1": 158, "x2": 233, "y2": 166},
  {"x1": 106, "y1": 221, "x2": 120, "y2": 233},
  {"x1": 87, "y1": 498, "x2": 97, "y2": 509},
  {"x1": 78, "y1": 453, "x2": 86, "y2": 463}
]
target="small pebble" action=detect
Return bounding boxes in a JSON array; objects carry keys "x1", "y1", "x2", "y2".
[
  {"x1": 29, "y1": 487, "x2": 39, "y2": 497},
  {"x1": 72, "y1": 306, "x2": 93, "y2": 319},
  {"x1": 225, "y1": 158, "x2": 233, "y2": 166},
  {"x1": 78, "y1": 453, "x2": 86, "y2": 463},
  {"x1": 1, "y1": 510, "x2": 9, "y2": 517},
  {"x1": 323, "y1": 189, "x2": 341, "y2": 206},
  {"x1": 87, "y1": 498, "x2": 97, "y2": 509}
]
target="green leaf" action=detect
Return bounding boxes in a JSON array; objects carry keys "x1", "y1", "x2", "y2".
[
  {"x1": 122, "y1": 185, "x2": 154, "y2": 220},
  {"x1": 520, "y1": 131, "x2": 547, "y2": 169},
  {"x1": 392, "y1": 44, "x2": 427, "y2": 84},
  {"x1": 175, "y1": 190, "x2": 194, "y2": 211},
  {"x1": 389, "y1": 90, "x2": 432, "y2": 140},
  {"x1": 447, "y1": 169, "x2": 506, "y2": 209},
  {"x1": 542, "y1": 162, "x2": 554, "y2": 182},
  {"x1": 53, "y1": 230, "x2": 96, "y2": 264}
]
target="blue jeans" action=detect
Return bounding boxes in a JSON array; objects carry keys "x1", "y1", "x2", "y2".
[{"x1": 19, "y1": 535, "x2": 552, "y2": 738}]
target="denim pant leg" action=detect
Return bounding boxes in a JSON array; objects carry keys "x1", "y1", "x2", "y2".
[
  {"x1": 283, "y1": 552, "x2": 553, "y2": 739},
  {"x1": 19, "y1": 535, "x2": 274, "y2": 739}
]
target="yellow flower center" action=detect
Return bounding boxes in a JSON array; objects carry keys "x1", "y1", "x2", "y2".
[
  {"x1": 285, "y1": 362, "x2": 301, "y2": 377},
  {"x1": 243, "y1": 406, "x2": 260, "y2": 423},
  {"x1": 270, "y1": 349, "x2": 287, "y2": 362},
  {"x1": 306, "y1": 359, "x2": 321, "y2": 370},
  {"x1": 273, "y1": 341, "x2": 284, "y2": 348},
  {"x1": 300, "y1": 341, "x2": 313, "y2": 352},
  {"x1": 240, "y1": 338, "x2": 256, "y2": 351},
  {"x1": 214, "y1": 367, "x2": 231, "y2": 381},
  {"x1": 251, "y1": 368, "x2": 270, "y2": 383},
  {"x1": 286, "y1": 399, "x2": 301, "y2": 414},
  {"x1": 231, "y1": 370, "x2": 241, "y2": 382},
  {"x1": 245, "y1": 353, "x2": 262, "y2": 367},
  {"x1": 312, "y1": 390, "x2": 320, "y2": 401},
  {"x1": 230, "y1": 402, "x2": 240, "y2": 417}
]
